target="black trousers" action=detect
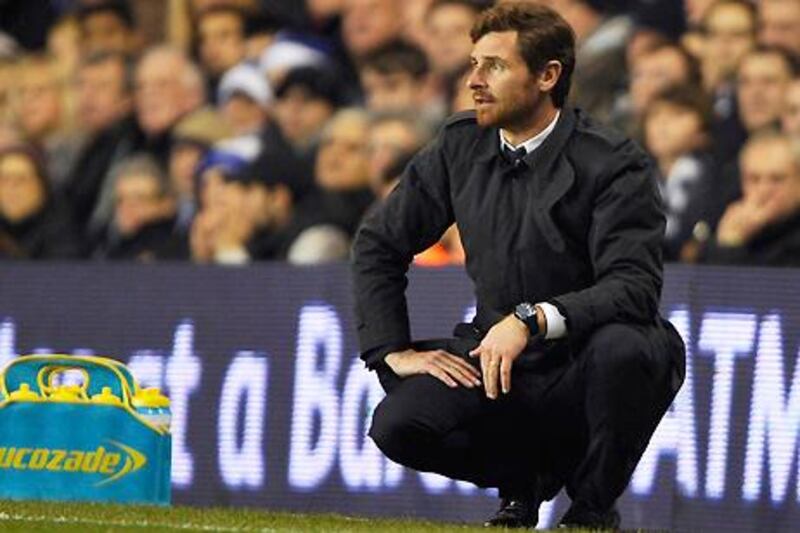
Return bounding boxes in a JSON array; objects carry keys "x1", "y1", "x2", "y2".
[{"x1": 369, "y1": 321, "x2": 685, "y2": 510}]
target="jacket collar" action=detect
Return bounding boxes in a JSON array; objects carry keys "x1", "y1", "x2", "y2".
[{"x1": 474, "y1": 107, "x2": 577, "y2": 176}]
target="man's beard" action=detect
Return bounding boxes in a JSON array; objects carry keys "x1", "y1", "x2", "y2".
[{"x1": 474, "y1": 94, "x2": 540, "y2": 129}]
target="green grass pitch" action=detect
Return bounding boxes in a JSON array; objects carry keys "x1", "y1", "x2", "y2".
[{"x1": 0, "y1": 500, "x2": 600, "y2": 532}]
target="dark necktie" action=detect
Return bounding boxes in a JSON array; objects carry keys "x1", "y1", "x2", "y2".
[{"x1": 503, "y1": 145, "x2": 527, "y2": 168}]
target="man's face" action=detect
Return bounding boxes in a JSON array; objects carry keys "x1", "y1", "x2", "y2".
[
  {"x1": 135, "y1": 54, "x2": 191, "y2": 136},
  {"x1": 644, "y1": 102, "x2": 705, "y2": 161},
  {"x1": 361, "y1": 68, "x2": 419, "y2": 112},
  {"x1": 342, "y1": 0, "x2": 402, "y2": 57},
  {"x1": 631, "y1": 47, "x2": 690, "y2": 113},
  {"x1": 467, "y1": 31, "x2": 541, "y2": 129},
  {"x1": 367, "y1": 119, "x2": 420, "y2": 188},
  {"x1": 16, "y1": 64, "x2": 62, "y2": 139},
  {"x1": 221, "y1": 93, "x2": 267, "y2": 135},
  {"x1": 0, "y1": 153, "x2": 45, "y2": 223},
  {"x1": 198, "y1": 12, "x2": 246, "y2": 76},
  {"x1": 315, "y1": 115, "x2": 371, "y2": 190},
  {"x1": 274, "y1": 87, "x2": 334, "y2": 146},
  {"x1": 741, "y1": 138, "x2": 800, "y2": 214},
  {"x1": 737, "y1": 53, "x2": 792, "y2": 132},
  {"x1": 81, "y1": 11, "x2": 135, "y2": 54},
  {"x1": 427, "y1": 4, "x2": 477, "y2": 75},
  {"x1": 114, "y1": 173, "x2": 170, "y2": 236},
  {"x1": 760, "y1": 0, "x2": 800, "y2": 58},
  {"x1": 76, "y1": 59, "x2": 131, "y2": 133},
  {"x1": 703, "y1": 3, "x2": 755, "y2": 80}
]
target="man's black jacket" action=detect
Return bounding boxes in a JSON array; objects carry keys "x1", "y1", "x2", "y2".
[{"x1": 352, "y1": 107, "x2": 673, "y2": 369}]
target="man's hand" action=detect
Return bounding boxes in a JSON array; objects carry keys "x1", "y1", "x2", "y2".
[
  {"x1": 384, "y1": 349, "x2": 482, "y2": 389},
  {"x1": 717, "y1": 194, "x2": 794, "y2": 247},
  {"x1": 469, "y1": 314, "x2": 530, "y2": 399}
]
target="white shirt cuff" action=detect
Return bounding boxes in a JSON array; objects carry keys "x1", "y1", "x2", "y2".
[{"x1": 536, "y1": 302, "x2": 567, "y2": 339}]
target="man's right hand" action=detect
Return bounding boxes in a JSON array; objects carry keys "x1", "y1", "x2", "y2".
[{"x1": 384, "y1": 349, "x2": 482, "y2": 389}]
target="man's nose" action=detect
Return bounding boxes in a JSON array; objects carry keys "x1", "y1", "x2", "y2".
[{"x1": 466, "y1": 69, "x2": 485, "y2": 90}]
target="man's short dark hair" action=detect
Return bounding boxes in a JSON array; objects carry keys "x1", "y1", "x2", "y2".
[
  {"x1": 360, "y1": 39, "x2": 430, "y2": 80},
  {"x1": 76, "y1": 0, "x2": 136, "y2": 29},
  {"x1": 275, "y1": 66, "x2": 347, "y2": 107},
  {"x1": 646, "y1": 84, "x2": 714, "y2": 133},
  {"x1": 79, "y1": 50, "x2": 135, "y2": 94},
  {"x1": 470, "y1": 2, "x2": 576, "y2": 108}
]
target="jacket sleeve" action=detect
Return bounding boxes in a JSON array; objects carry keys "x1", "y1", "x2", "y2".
[
  {"x1": 351, "y1": 135, "x2": 455, "y2": 368},
  {"x1": 550, "y1": 140, "x2": 665, "y2": 343}
]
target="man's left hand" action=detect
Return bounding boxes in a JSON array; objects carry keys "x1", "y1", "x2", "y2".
[{"x1": 469, "y1": 314, "x2": 529, "y2": 399}]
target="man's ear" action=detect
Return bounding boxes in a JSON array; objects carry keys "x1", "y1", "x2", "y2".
[{"x1": 538, "y1": 60, "x2": 563, "y2": 93}]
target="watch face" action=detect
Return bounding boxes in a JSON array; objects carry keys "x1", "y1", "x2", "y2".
[{"x1": 516, "y1": 302, "x2": 536, "y2": 319}]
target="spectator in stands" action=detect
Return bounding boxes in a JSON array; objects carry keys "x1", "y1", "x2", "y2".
[
  {"x1": 759, "y1": 0, "x2": 800, "y2": 60},
  {"x1": 697, "y1": 45, "x2": 796, "y2": 235},
  {"x1": 217, "y1": 63, "x2": 272, "y2": 136},
  {"x1": 700, "y1": 0, "x2": 756, "y2": 96},
  {"x1": 196, "y1": 5, "x2": 248, "y2": 99},
  {"x1": 134, "y1": 46, "x2": 206, "y2": 163},
  {"x1": 367, "y1": 112, "x2": 431, "y2": 198},
  {"x1": 193, "y1": 158, "x2": 317, "y2": 264},
  {"x1": 272, "y1": 66, "x2": 344, "y2": 155},
  {"x1": 65, "y1": 51, "x2": 142, "y2": 234},
  {"x1": 169, "y1": 107, "x2": 234, "y2": 233},
  {"x1": 359, "y1": 40, "x2": 439, "y2": 120},
  {"x1": 0, "y1": 145, "x2": 82, "y2": 259},
  {"x1": 13, "y1": 54, "x2": 81, "y2": 192},
  {"x1": 94, "y1": 154, "x2": 187, "y2": 261},
  {"x1": 341, "y1": 0, "x2": 405, "y2": 59},
  {"x1": 643, "y1": 85, "x2": 716, "y2": 261},
  {"x1": 85, "y1": 46, "x2": 206, "y2": 239},
  {"x1": 701, "y1": 132, "x2": 800, "y2": 266},
  {"x1": 309, "y1": 108, "x2": 375, "y2": 238},
  {"x1": 426, "y1": 0, "x2": 492, "y2": 78},
  {"x1": 737, "y1": 46, "x2": 796, "y2": 135},
  {"x1": 613, "y1": 41, "x2": 700, "y2": 138},
  {"x1": 190, "y1": 136, "x2": 261, "y2": 263},
  {"x1": 542, "y1": 0, "x2": 631, "y2": 123},
  {"x1": 700, "y1": 0, "x2": 757, "y2": 164},
  {"x1": 76, "y1": 0, "x2": 141, "y2": 55}
]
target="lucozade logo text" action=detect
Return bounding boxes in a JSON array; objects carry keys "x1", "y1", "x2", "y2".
[{"x1": 0, "y1": 440, "x2": 147, "y2": 486}]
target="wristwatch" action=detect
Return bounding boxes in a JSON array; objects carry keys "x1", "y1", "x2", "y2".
[{"x1": 514, "y1": 302, "x2": 540, "y2": 336}]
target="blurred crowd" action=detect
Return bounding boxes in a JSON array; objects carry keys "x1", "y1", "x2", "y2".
[{"x1": 0, "y1": 0, "x2": 798, "y2": 267}]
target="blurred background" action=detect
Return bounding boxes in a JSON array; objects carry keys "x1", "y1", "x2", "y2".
[{"x1": 0, "y1": 0, "x2": 796, "y2": 268}]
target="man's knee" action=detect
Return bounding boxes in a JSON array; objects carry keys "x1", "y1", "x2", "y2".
[
  {"x1": 369, "y1": 395, "x2": 425, "y2": 464},
  {"x1": 582, "y1": 323, "x2": 653, "y2": 374}
]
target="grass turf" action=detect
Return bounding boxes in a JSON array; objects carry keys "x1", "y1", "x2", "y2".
[{"x1": 0, "y1": 499, "x2": 593, "y2": 532}]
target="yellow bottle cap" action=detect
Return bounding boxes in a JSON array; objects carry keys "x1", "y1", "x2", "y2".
[
  {"x1": 9, "y1": 383, "x2": 40, "y2": 401},
  {"x1": 49, "y1": 385, "x2": 85, "y2": 401},
  {"x1": 132, "y1": 387, "x2": 170, "y2": 408},
  {"x1": 91, "y1": 386, "x2": 122, "y2": 405}
]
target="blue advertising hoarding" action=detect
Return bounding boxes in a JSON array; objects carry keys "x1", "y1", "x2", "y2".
[{"x1": 0, "y1": 263, "x2": 799, "y2": 531}]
